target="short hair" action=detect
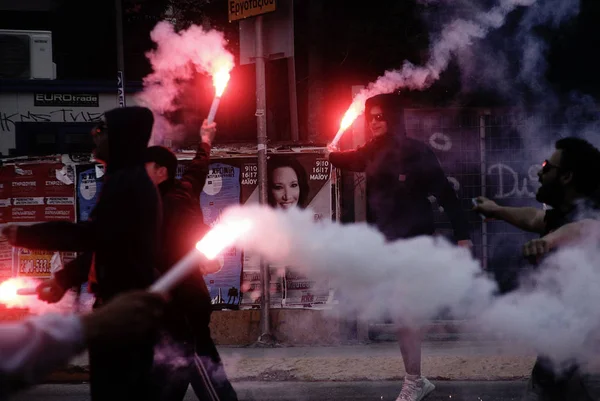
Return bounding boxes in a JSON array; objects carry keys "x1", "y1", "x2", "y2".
[
  {"x1": 145, "y1": 146, "x2": 178, "y2": 182},
  {"x1": 555, "y1": 137, "x2": 600, "y2": 197},
  {"x1": 267, "y1": 156, "x2": 309, "y2": 208}
]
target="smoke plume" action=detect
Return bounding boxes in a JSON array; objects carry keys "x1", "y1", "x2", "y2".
[
  {"x1": 137, "y1": 21, "x2": 235, "y2": 144},
  {"x1": 342, "y1": 0, "x2": 540, "y2": 122},
  {"x1": 445, "y1": 0, "x2": 599, "y2": 150}
]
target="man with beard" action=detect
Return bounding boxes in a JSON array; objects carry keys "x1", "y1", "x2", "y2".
[
  {"x1": 3, "y1": 106, "x2": 161, "y2": 401},
  {"x1": 474, "y1": 136, "x2": 600, "y2": 401}
]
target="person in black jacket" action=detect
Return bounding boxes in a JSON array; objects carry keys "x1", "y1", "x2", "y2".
[
  {"x1": 3, "y1": 106, "x2": 161, "y2": 401},
  {"x1": 327, "y1": 94, "x2": 472, "y2": 401},
  {"x1": 144, "y1": 119, "x2": 238, "y2": 401}
]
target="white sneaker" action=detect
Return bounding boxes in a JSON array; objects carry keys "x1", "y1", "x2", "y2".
[{"x1": 396, "y1": 376, "x2": 435, "y2": 401}]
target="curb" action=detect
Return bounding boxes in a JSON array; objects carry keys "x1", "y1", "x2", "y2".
[{"x1": 45, "y1": 370, "x2": 531, "y2": 384}]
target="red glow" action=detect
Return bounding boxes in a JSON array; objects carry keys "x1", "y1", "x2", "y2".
[
  {"x1": 330, "y1": 101, "x2": 365, "y2": 147},
  {"x1": 0, "y1": 278, "x2": 35, "y2": 308},
  {"x1": 340, "y1": 106, "x2": 361, "y2": 133}
]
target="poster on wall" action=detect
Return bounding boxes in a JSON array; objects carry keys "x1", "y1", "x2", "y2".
[
  {"x1": 76, "y1": 164, "x2": 104, "y2": 222},
  {"x1": 283, "y1": 268, "x2": 332, "y2": 308},
  {"x1": 0, "y1": 166, "x2": 12, "y2": 224},
  {"x1": 238, "y1": 152, "x2": 334, "y2": 309},
  {"x1": 0, "y1": 238, "x2": 12, "y2": 279},
  {"x1": 9, "y1": 163, "x2": 75, "y2": 223},
  {"x1": 200, "y1": 162, "x2": 243, "y2": 307},
  {"x1": 238, "y1": 153, "x2": 332, "y2": 218},
  {"x1": 240, "y1": 253, "x2": 284, "y2": 308},
  {"x1": 74, "y1": 164, "x2": 104, "y2": 307},
  {"x1": 16, "y1": 249, "x2": 54, "y2": 277},
  {"x1": 0, "y1": 162, "x2": 77, "y2": 281}
]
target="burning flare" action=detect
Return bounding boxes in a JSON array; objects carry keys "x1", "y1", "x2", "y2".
[
  {"x1": 150, "y1": 218, "x2": 252, "y2": 294},
  {"x1": 196, "y1": 219, "x2": 252, "y2": 260},
  {"x1": 0, "y1": 277, "x2": 39, "y2": 308},
  {"x1": 212, "y1": 68, "x2": 231, "y2": 98},
  {"x1": 330, "y1": 103, "x2": 364, "y2": 148},
  {"x1": 207, "y1": 64, "x2": 233, "y2": 124}
]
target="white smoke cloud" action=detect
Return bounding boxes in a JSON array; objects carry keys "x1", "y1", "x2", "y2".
[
  {"x1": 136, "y1": 21, "x2": 234, "y2": 145},
  {"x1": 221, "y1": 206, "x2": 490, "y2": 327},
  {"x1": 478, "y1": 243, "x2": 600, "y2": 367},
  {"x1": 216, "y1": 205, "x2": 600, "y2": 371}
]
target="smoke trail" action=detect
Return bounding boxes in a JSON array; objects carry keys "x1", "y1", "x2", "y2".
[
  {"x1": 136, "y1": 21, "x2": 235, "y2": 144},
  {"x1": 342, "y1": 0, "x2": 538, "y2": 120},
  {"x1": 218, "y1": 205, "x2": 600, "y2": 369},
  {"x1": 223, "y1": 205, "x2": 495, "y2": 325},
  {"x1": 449, "y1": 0, "x2": 597, "y2": 153}
]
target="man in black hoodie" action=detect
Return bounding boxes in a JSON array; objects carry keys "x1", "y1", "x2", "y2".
[
  {"x1": 327, "y1": 94, "x2": 472, "y2": 401},
  {"x1": 145, "y1": 119, "x2": 238, "y2": 401},
  {"x1": 3, "y1": 106, "x2": 161, "y2": 401}
]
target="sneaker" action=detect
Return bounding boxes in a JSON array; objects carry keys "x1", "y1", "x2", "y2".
[{"x1": 396, "y1": 376, "x2": 435, "y2": 401}]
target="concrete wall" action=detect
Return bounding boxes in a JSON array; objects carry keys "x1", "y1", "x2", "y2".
[{"x1": 210, "y1": 309, "x2": 345, "y2": 345}]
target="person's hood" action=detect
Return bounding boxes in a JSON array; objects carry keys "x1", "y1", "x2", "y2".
[
  {"x1": 364, "y1": 93, "x2": 407, "y2": 140},
  {"x1": 104, "y1": 106, "x2": 154, "y2": 172}
]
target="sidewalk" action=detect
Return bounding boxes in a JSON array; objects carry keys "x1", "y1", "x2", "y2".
[{"x1": 49, "y1": 340, "x2": 543, "y2": 382}]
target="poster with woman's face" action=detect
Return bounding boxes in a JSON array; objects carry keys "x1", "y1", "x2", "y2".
[
  {"x1": 178, "y1": 151, "x2": 333, "y2": 309},
  {"x1": 237, "y1": 152, "x2": 333, "y2": 309},
  {"x1": 239, "y1": 153, "x2": 332, "y2": 219}
]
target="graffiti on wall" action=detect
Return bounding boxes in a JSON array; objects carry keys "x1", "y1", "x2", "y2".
[
  {"x1": 487, "y1": 163, "x2": 541, "y2": 199},
  {"x1": 0, "y1": 109, "x2": 104, "y2": 132}
]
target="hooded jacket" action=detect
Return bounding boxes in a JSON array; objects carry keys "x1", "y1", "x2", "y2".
[
  {"x1": 15, "y1": 107, "x2": 161, "y2": 300},
  {"x1": 157, "y1": 142, "x2": 212, "y2": 341},
  {"x1": 50, "y1": 142, "x2": 213, "y2": 341},
  {"x1": 329, "y1": 94, "x2": 470, "y2": 241}
]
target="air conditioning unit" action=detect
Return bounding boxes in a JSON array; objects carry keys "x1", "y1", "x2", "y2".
[{"x1": 0, "y1": 29, "x2": 55, "y2": 79}]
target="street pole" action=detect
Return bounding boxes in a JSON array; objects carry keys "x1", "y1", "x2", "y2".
[
  {"x1": 288, "y1": 56, "x2": 299, "y2": 142},
  {"x1": 115, "y1": 0, "x2": 126, "y2": 107},
  {"x1": 255, "y1": 15, "x2": 272, "y2": 343},
  {"x1": 287, "y1": 1, "x2": 298, "y2": 142}
]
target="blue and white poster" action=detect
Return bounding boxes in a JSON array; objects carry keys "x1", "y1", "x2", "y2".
[
  {"x1": 75, "y1": 164, "x2": 103, "y2": 311},
  {"x1": 200, "y1": 163, "x2": 242, "y2": 307},
  {"x1": 76, "y1": 164, "x2": 103, "y2": 222}
]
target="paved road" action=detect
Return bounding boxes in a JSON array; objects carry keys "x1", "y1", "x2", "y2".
[{"x1": 13, "y1": 381, "x2": 527, "y2": 401}]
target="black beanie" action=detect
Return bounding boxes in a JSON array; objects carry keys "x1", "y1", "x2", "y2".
[{"x1": 145, "y1": 146, "x2": 178, "y2": 181}]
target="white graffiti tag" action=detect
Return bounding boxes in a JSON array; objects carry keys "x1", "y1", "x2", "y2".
[
  {"x1": 487, "y1": 163, "x2": 541, "y2": 199},
  {"x1": 429, "y1": 132, "x2": 452, "y2": 152}
]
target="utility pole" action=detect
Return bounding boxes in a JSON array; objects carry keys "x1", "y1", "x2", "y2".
[
  {"x1": 115, "y1": 0, "x2": 126, "y2": 107},
  {"x1": 255, "y1": 15, "x2": 273, "y2": 343}
]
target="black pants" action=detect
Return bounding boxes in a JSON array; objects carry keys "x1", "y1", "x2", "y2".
[
  {"x1": 524, "y1": 357, "x2": 595, "y2": 401},
  {"x1": 89, "y1": 300, "x2": 157, "y2": 401},
  {"x1": 153, "y1": 333, "x2": 238, "y2": 401}
]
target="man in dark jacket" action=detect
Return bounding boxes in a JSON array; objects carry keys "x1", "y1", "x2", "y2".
[
  {"x1": 3, "y1": 106, "x2": 161, "y2": 401},
  {"x1": 327, "y1": 94, "x2": 472, "y2": 401},
  {"x1": 144, "y1": 119, "x2": 238, "y2": 401}
]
